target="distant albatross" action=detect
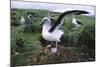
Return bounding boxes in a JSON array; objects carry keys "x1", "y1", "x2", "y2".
[
  {"x1": 72, "y1": 15, "x2": 83, "y2": 30},
  {"x1": 40, "y1": 10, "x2": 89, "y2": 53},
  {"x1": 20, "y1": 16, "x2": 25, "y2": 26}
]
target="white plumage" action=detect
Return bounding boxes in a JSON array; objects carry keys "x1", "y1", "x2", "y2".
[
  {"x1": 20, "y1": 16, "x2": 25, "y2": 26},
  {"x1": 42, "y1": 19, "x2": 63, "y2": 42},
  {"x1": 72, "y1": 16, "x2": 80, "y2": 28},
  {"x1": 41, "y1": 17, "x2": 64, "y2": 53},
  {"x1": 27, "y1": 14, "x2": 32, "y2": 19},
  {"x1": 72, "y1": 15, "x2": 83, "y2": 30}
]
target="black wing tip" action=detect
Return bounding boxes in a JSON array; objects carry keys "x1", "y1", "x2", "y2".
[
  {"x1": 71, "y1": 10, "x2": 89, "y2": 12},
  {"x1": 66, "y1": 10, "x2": 89, "y2": 15},
  {"x1": 75, "y1": 10, "x2": 89, "y2": 14}
]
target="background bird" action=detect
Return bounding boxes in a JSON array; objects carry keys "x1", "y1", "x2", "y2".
[
  {"x1": 20, "y1": 16, "x2": 25, "y2": 26},
  {"x1": 27, "y1": 14, "x2": 33, "y2": 20},
  {"x1": 72, "y1": 15, "x2": 83, "y2": 30}
]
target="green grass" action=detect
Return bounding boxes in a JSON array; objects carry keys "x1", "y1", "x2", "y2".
[{"x1": 11, "y1": 26, "x2": 43, "y2": 66}]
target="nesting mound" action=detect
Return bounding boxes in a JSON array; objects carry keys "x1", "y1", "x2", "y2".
[{"x1": 27, "y1": 45, "x2": 84, "y2": 65}]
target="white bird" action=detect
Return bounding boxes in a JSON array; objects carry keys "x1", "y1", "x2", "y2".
[
  {"x1": 27, "y1": 14, "x2": 32, "y2": 20},
  {"x1": 20, "y1": 14, "x2": 33, "y2": 26},
  {"x1": 20, "y1": 16, "x2": 25, "y2": 26},
  {"x1": 40, "y1": 10, "x2": 89, "y2": 53},
  {"x1": 41, "y1": 17, "x2": 64, "y2": 53},
  {"x1": 72, "y1": 15, "x2": 82, "y2": 30}
]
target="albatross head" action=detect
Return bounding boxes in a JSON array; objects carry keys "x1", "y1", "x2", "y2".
[{"x1": 40, "y1": 17, "x2": 51, "y2": 25}]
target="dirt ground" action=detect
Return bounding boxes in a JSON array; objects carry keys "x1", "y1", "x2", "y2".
[{"x1": 27, "y1": 45, "x2": 95, "y2": 65}]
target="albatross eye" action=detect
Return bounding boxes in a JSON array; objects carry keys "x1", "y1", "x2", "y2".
[
  {"x1": 43, "y1": 19, "x2": 50, "y2": 23},
  {"x1": 43, "y1": 19, "x2": 47, "y2": 22}
]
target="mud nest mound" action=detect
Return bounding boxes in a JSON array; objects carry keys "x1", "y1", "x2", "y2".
[{"x1": 26, "y1": 45, "x2": 93, "y2": 65}]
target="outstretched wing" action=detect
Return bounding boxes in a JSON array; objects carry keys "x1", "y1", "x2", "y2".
[
  {"x1": 50, "y1": 18, "x2": 56, "y2": 26},
  {"x1": 49, "y1": 10, "x2": 89, "y2": 32}
]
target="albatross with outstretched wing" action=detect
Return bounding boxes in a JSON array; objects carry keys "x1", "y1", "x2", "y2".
[{"x1": 40, "y1": 10, "x2": 89, "y2": 53}]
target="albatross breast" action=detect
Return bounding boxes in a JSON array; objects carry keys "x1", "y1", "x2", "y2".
[{"x1": 42, "y1": 24, "x2": 64, "y2": 42}]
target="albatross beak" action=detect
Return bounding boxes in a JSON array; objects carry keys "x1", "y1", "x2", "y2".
[
  {"x1": 39, "y1": 21, "x2": 44, "y2": 25},
  {"x1": 39, "y1": 19, "x2": 47, "y2": 26}
]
